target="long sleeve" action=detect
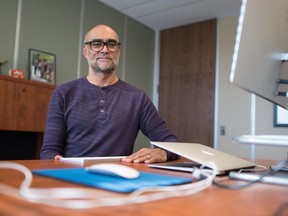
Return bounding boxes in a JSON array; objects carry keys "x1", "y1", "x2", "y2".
[{"x1": 40, "y1": 77, "x2": 179, "y2": 161}]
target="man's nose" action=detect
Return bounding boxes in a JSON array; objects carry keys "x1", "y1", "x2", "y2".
[{"x1": 101, "y1": 44, "x2": 109, "y2": 52}]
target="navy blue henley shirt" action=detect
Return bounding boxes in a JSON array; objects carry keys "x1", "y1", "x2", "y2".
[{"x1": 40, "y1": 77, "x2": 179, "y2": 160}]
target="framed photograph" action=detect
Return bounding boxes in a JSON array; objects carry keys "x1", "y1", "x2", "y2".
[
  {"x1": 274, "y1": 105, "x2": 288, "y2": 127},
  {"x1": 28, "y1": 49, "x2": 56, "y2": 84}
]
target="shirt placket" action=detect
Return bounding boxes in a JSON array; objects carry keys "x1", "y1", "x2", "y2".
[{"x1": 99, "y1": 88, "x2": 107, "y2": 118}]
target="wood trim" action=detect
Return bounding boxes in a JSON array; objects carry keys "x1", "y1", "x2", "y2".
[{"x1": 0, "y1": 74, "x2": 55, "y2": 89}]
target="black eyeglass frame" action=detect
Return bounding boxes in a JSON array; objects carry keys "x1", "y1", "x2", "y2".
[{"x1": 84, "y1": 40, "x2": 121, "y2": 52}]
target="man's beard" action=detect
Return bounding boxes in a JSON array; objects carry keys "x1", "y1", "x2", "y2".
[{"x1": 91, "y1": 63, "x2": 116, "y2": 74}]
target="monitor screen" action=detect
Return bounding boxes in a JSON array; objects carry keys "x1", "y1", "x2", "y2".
[{"x1": 229, "y1": 0, "x2": 288, "y2": 109}]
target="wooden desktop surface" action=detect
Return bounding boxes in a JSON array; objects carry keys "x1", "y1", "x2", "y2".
[{"x1": 0, "y1": 159, "x2": 287, "y2": 216}]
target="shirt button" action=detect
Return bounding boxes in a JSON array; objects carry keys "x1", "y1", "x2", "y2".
[
  {"x1": 100, "y1": 100, "x2": 104, "y2": 103},
  {"x1": 100, "y1": 109, "x2": 105, "y2": 113}
]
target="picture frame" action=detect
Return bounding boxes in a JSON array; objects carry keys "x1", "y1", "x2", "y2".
[
  {"x1": 273, "y1": 105, "x2": 288, "y2": 127},
  {"x1": 28, "y1": 49, "x2": 56, "y2": 85}
]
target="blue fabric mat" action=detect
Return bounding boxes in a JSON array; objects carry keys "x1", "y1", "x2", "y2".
[{"x1": 33, "y1": 168, "x2": 192, "y2": 193}]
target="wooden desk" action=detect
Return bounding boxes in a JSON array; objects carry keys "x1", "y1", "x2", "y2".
[{"x1": 0, "y1": 159, "x2": 287, "y2": 216}]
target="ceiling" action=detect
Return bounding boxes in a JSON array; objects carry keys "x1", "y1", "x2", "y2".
[{"x1": 99, "y1": 0, "x2": 242, "y2": 31}]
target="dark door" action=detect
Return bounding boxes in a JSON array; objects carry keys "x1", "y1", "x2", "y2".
[{"x1": 159, "y1": 19, "x2": 216, "y2": 147}]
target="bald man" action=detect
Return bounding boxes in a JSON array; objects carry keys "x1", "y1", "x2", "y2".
[{"x1": 41, "y1": 25, "x2": 179, "y2": 163}]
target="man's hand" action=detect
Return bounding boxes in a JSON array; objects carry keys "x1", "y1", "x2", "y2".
[
  {"x1": 121, "y1": 148, "x2": 167, "y2": 164},
  {"x1": 54, "y1": 155, "x2": 63, "y2": 160}
]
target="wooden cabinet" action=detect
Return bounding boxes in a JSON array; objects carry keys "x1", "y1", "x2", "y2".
[
  {"x1": 0, "y1": 74, "x2": 55, "y2": 132},
  {"x1": 0, "y1": 78, "x2": 16, "y2": 129}
]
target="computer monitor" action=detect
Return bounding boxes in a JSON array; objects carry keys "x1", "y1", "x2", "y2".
[
  {"x1": 228, "y1": 2, "x2": 288, "y2": 181},
  {"x1": 229, "y1": 0, "x2": 288, "y2": 109}
]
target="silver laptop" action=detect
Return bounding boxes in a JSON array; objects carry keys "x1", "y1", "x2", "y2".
[{"x1": 149, "y1": 142, "x2": 256, "y2": 175}]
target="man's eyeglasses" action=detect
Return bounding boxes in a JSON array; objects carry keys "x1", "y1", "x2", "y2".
[{"x1": 84, "y1": 40, "x2": 121, "y2": 52}]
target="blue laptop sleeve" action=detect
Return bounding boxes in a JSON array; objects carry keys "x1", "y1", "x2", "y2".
[{"x1": 33, "y1": 168, "x2": 192, "y2": 193}]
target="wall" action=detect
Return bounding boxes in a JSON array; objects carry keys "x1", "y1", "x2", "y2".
[
  {"x1": 0, "y1": 0, "x2": 18, "y2": 73},
  {"x1": 217, "y1": 16, "x2": 288, "y2": 160},
  {"x1": 0, "y1": 0, "x2": 155, "y2": 152}
]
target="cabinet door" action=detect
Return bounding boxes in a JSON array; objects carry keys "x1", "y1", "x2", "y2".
[
  {"x1": 15, "y1": 83, "x2": 53, "y2": 132},
  {"x1": 0, "y1": 79, "x2": 16, "y2": 130}
]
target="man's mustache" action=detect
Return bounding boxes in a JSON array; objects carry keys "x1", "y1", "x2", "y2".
[{"x1": 96, "y1": 55, "x2": 112, "y2": 60}]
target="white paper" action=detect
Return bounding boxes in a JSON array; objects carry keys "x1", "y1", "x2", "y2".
[{"x1": 60, "y1": 156, "x2": 126, "y2": 164}]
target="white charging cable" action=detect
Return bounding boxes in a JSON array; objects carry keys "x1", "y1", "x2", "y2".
[{"x1": 0, "y1": 162, "x2": 217, "y2": 209}]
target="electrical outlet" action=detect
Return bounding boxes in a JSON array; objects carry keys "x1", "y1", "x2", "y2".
[{"x1": 220, "y1": 126, "x2": 225, "y2": 136}]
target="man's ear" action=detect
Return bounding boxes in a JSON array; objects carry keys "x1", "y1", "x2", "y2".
[{"x1": 83, "y1": 45, "x2": 88, "y2": 58}]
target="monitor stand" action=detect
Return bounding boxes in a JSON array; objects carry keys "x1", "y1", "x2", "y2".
[{"x1": 231, "y1": 135, "x2": 288, "y2": 186}]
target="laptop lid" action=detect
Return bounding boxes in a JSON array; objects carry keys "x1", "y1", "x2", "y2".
[{"x1": 150, "y1": 142, "x2": 256, "y2": 173}]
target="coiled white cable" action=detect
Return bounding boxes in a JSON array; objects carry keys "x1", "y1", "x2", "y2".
[{"x1": 0, "y1": 162, "x2": 217, "y2": 209}]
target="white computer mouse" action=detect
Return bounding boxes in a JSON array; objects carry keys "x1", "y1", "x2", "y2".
[{"x1": 85, "y1": 163, "x2": 140, "y2": 179}]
